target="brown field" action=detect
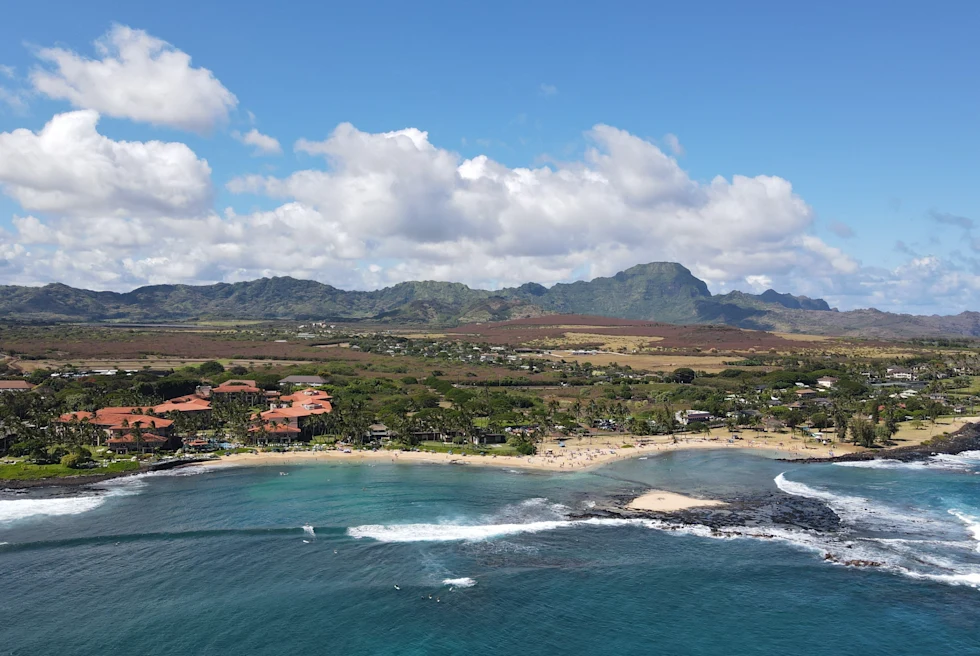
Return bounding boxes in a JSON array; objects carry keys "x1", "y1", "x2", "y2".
[
  {"x1": 529, "y1": 332, "x2": 664, "y2": 352},
  {"x1": 543, "y1": 351, "x2": 743, "y2": 373},
  {"x1": 447, "y1": 315, "x2": 828, "y2": 351}
]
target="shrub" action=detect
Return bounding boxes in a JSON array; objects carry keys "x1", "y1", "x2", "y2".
[
  {"x1": 198, "y1": 360, "x2": 225, "y2": 376},
  {"x1": 7, "y1": 439, "x2": 44, "y2": 457},
  {"x1": 61, "y1": 452, "x2": 93, "y2": 469},
  {"x1": 515, "y1": 440, "x2": 536, "y2": 456}
]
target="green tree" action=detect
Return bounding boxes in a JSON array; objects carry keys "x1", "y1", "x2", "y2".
[{"x1": 849, "y1": 415, "x2": 876, "y2": 448}]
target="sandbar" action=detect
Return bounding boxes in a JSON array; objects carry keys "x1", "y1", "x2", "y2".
[{"x1": 627, "y1": 490, "x2": 727, "y2": 512}]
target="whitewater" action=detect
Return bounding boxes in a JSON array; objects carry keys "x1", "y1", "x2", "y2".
[{"x1": 1, "y1": 450, "x2": 979, "y2": 655}]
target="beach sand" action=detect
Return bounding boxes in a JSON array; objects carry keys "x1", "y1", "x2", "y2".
[
  {"x1": 196, "y1": 430, "x2": 849, "y2": 473},
  {"x1": 192, "y1": 417, "x2": 979, "y2": 474},
  {"x1": 627, "y1": 490, "x2": 727, "y2": 512}
]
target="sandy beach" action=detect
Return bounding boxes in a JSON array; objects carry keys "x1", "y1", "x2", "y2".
[
  {"x1": 192, "y1": 416, "x2": 979, "y2": 474},
  {"x1": 627, "y1": 490, "x2": 727, "y2": 512},
  {"x1": 196, "y1": 430, "x2": 853, "y2": 473}
]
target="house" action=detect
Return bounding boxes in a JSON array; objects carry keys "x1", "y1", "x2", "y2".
[
  {"x1": 367, "y1": 423, "x2": 390, "y2": 441},
  {"x1": 211, "y1": 380, "x2": 264, "y2": 406},
  {"x1": 675, "y1": 410, "x2": 712, "y2": 425},
  {"x1": 107, "y1": 433, "x2": 168, "y2": 454},
  {"x1": 0, "y1": 380, "x2": 34, "y2": 392},
  {"x1": 472, "y1": 432, "x2": 506, "y2": 445},
  {"x1": 278, "y1": 375, "x2": 326, "y2": 388},
  {"x1": 816, "y1": 377, "x2": 838, "y2": 389},
  {"x1": 795, "y1": 388, "x2": 818, "y2": 399},
  {"x1": 886, "y1": 367, "x2": 916, "y2": 381}
]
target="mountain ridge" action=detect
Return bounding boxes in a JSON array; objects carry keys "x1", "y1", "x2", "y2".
[{"x1": 0, "y1": 262, "x2": 977, "y2": 339}]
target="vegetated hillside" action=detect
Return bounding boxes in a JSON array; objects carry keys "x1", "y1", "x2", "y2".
[{"x1": 0, "y1": 261, "x2": 978, "y2": 338}]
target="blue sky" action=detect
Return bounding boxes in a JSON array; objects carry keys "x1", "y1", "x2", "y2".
[{"x1": 0, "y1": 1, "x2": 977, "y2": 313}]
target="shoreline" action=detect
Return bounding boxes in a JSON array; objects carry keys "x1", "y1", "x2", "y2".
[
  {"x1": 192, "y1": 433, "x2": 851, "y2": 473},
  {"x1": 6, "y1": 417, "x2": 975, "y2": 488}
]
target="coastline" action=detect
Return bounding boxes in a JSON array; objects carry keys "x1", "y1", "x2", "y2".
[
  {"x1": 6, "y1": 417, "x2": 975, "y2": 487},
  {"x1": 193, "y1": 431, "x2": 852, "y2": 473},
  {"x1": 192, "y1": 416, "x2": 979, "y2": 473}
]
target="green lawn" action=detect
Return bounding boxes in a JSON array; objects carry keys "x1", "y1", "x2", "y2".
[
  {"x1": 412, "y1": 441, "x2": 520, "y2": 456},
  {"x1": 946, "y1": 376, "x2": 980, "y2": 397},
  {"x1": 0, "y1": 460, "x2": 140, "y2": 480}
]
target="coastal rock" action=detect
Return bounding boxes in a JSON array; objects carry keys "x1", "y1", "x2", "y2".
[
  {"x1": 790, "y1": 421, "x2": 980, "y2": 465},
  {"x1": 573, "y1": 492, "x2": 842, "y2": 534}
]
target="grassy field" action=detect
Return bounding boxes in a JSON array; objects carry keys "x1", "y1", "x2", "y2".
[
  {"x1": 415, "y1": 441, "x2": 520, "y2": 456},
  {"x1": 529, "y1": 332, "x2": 664, "y2": 351},
  {"x1": 0, "y1": 460, "x2": 140, "y2": 480},
  {"x1": 542, "y1": 350, "x2": 743, "y2": 373}
]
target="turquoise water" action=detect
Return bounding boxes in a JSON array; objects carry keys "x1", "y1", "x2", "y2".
[{"x1": 2, "y1": 450, "x2": 979, "y2": 655}]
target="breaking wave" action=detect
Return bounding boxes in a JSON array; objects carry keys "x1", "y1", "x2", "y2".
[
  {"x1": 442, "y1": 577, "x2": 476, "y2": 588},
  {"x1": 0, "y1": 483, "x2": 141, "y2": 526},
  {"x1": 348, "y1": 517, "x2": 637, "y2": 542},
  {"x1": 834, "y1": 452, "x2": 980, "y2": 472},
  {"x1": 350, "y1": 488, "x2": 980, "y2": 590},
  {"x1": 949, "y1": 510, "x2": 980, "y2": 552}
]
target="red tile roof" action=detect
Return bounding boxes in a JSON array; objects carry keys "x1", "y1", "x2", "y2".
[
  {"x1": 280, "y1": 388, "x2": 332, "y2": 404},
  {"x1": 250, "y1": 422, "x2": 301, "y2": 434},
  {"x1": 0, "y1": 380, "x2": 33, "y2": 390},
  {"x1": 213, "y1": 380, "x2": 261, "y2": 394},
  {"x1": 153, "y1": 397, "x2": 212, "y2": 413}
]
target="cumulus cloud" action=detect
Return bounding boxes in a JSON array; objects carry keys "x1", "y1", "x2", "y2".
[
  {"x1": 0, "y1": 110, "x2": 212, "y2": 217},
  {"x1": 30, "y1": 25, "x2": 237, "y2": 132},
  {"x1": 1, "y1": 118, "x2": 978, "y2": 314},
  {"x1": 228, "y1": 122, "x2": 837, "y2": 291},
  {"x1": 232, "y1": 128, "x2": 282, "y2": 156}
]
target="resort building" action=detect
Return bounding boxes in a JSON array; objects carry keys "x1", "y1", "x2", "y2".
[
  {"x1": 211, "y1": 380, "x2": 264, "y2": 406},
  {"x1": 278, "y1": 375, "x2": 326, "y2": 387},
  {"x1": 106, "y1": 433, "x2": 169, "y2": 454}
]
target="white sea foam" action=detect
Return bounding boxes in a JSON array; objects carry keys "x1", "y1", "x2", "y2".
[
  {"x1": 348, "y1": 517, "x2": 638, "y2": 543},
  {"x1": 901, "y1": 569, "x2": 980, "y2": 588},
  {"x1": 0, "y1": 495, "x2": 109, "y2": 524},
  {"x1": 835, "y1": 452, "x2": 980, "y2": 472},
  {"x1": 303, "y1": 524, "x2": 316, "y2": 537},
  {"x1": 834, "y1": 459, "x2": 927, "y2": 470},
  {"x1": 773, "y1": 473, "x2": 934, "y2": 529},
  {"x1": 949, "y1": 510, "x2": 980, "y2": 552},
  {"x1": 443, "y1": 577, "x2": 476, "y2": 588},
  {"x1": 0, "y1": 473, "x2": 150, "y2": 527}
]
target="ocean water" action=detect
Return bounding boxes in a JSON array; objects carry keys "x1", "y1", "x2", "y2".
[{"x1": 1, "y1": 450, "x2": 979, "y2": 655}]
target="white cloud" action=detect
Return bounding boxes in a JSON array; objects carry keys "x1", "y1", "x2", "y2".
[
  {"x1": 232, "y1": 128, "x2": 282, "y2": 156},
  {"x1": 2, "y1": 118, "x2": 979, "y2": 314},
  {"x1": 540, "y1": 83, "x2": 558, "y2": 96},
  {"x1": 0, "y1": 110, "x2": 212, "y2": 217},
  {"x1": 228, "y1": 122, "x2": 824, "y2": 291},
  {"x1": 30, "y1": 25, "x2": 237, "y2": 133},
  {"x1": 0, "y1": 65, "x2": 14, "y2": 79},
  {"x1": 663, "y1": 133, "x2": 684, "y2": 156},
  {"x1": 0, "y1": 86, "x2": 28, "y2": 112}
]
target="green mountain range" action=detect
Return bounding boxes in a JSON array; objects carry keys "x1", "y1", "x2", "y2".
[{"x1": 0, "y1": 262, "x2": 977, "y2": 338}]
